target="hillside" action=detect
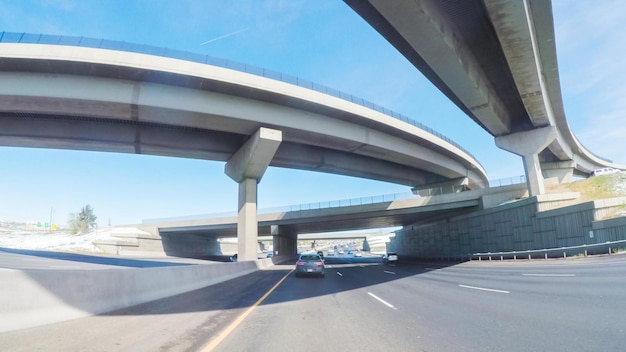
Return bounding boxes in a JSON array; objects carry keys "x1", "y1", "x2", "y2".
[{"x1": 547, "y1": 172, "x2": 626, "y2": 204}]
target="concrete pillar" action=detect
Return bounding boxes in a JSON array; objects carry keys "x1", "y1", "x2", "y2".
[
  {"x1": 237, "y1": 178, "x2": 258, "y2": 261},
  {"x1": 412, "y1": 177, "x2": 469, "y2": 196},
  {"x1": 362, "y1": 238, "x2": 371, "y2": 252},
  {"x1": 271, "y1": 225, "x2": 298, "y2": 258},
  {"x1": 495, "y1": 127, "x2": 556, "y2": 197},
  {"x1": 225, "y1": 127, "x2": 282, "y2": 261}
]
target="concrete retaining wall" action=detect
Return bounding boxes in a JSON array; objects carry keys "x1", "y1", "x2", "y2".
[
  {"x1": 391, "y1": 194, "x2": 626, "y2": 259},
  {"x1": 592, "y1": 216, "x2": 626, "y2": 243},
  {"x1": 1, "y1": 260, "x2": 262, "y2": 333},
  {"x1": 94, "y1": 230, "x2": 248, "y2": 259}
]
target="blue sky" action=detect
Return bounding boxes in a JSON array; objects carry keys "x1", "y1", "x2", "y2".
[{"x1": 0, "y1": 0, "x2": 624, "y2": 226}]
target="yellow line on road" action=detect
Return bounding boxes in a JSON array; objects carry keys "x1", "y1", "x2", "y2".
[{"x1": 200, "y1": 270, "x2": 293, "y2": 352}]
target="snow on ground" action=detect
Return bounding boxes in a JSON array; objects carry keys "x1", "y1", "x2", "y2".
[
  {"x1": 0, "y1": 221, "x2": 143, "y2": 253},
  {"x1": 612, "y1": 173, "x2": 626, "y2": 194}
]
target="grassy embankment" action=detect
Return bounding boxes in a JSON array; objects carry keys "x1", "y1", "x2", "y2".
[{"x1": 547, "y1": 172, "x2": 626, "y2": 204}]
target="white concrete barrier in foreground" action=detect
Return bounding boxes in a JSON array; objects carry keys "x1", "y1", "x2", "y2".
[{"x1": 1, "y1": 260, "x2": 267, "y2": 333}]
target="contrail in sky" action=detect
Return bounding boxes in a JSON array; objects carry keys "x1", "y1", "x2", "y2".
[{"x1": 200, "y1": 28, "x2": 248, "y2": 45}]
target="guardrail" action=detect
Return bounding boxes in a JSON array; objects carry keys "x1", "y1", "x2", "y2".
[
  {"x1": 0, "y1": 31, "x2": 482, "y2": 169},
  {"x1": 470, "y1": 240, "x2": 626, "y2": 261}
]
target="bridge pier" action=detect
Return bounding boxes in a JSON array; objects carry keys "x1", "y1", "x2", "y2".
[
  {"x1": 412, "y1": 177, "x2": 470, "y2": 196},
  {"x1": 225, "y1": 127, "x2": 282, "y2": 261},
  {"x1": 495, "y1": 126, "x2": 556, "y2": 197},
  {"x1": 271, "y1": 225, "x2": 298, "y2": 259},
  {"x1": 237, "y1": 178, "x2": 259, "y2": 261}
]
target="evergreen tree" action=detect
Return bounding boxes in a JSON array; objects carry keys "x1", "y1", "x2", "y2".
[{"x1": 68, "y1": 204, "x2": 97, "y2": 234}]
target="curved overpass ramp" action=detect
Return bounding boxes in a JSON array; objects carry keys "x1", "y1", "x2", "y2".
[
  {"x1": 345, "y1": 0, "x2": 625, "y2": 195},
  {"x1": 0, "y1": 34, "x2": 486, "y2": 190}
]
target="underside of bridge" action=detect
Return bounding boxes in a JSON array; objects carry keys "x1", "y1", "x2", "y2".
[{"x1": 344, "y1": 0, "x2": 623, "y2": 196}]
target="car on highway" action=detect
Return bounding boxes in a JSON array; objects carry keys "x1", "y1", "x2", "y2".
[
  {"x1": 382, "y1": 252, "x2": 398, "y2": 264},
  {"x1": 295, "y1": 253, "x2": 325, "y2": 277},
  {"x1": 354, "y1": 251, "x2": 362, "y2": 257}
]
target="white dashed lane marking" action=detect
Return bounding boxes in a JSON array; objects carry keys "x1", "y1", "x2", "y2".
[
  {"x1": 458, "y1": 284, "x2": 510, "y2": 294},
  {"x1": 367, "y1": 292, "x2": 396, "y2": 309}
]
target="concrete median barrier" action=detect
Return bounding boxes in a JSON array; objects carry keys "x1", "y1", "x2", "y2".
[{"x1": 1, "y1": 260, "x2": 263, "y2": 333}]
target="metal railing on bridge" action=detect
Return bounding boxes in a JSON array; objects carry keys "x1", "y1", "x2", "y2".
[{"x1": 143, "y1": 175, "x2": 527, "y2": 223}]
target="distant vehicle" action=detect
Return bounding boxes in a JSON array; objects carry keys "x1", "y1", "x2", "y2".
[
  {"x1": 266, "y1": 252, "x2": 274, "y2": 258},
  {"x1": 229, "y1": 254, "x2": 238, "y2": 262},
  {"x1": 382, "y1": 252, "x2": 398, "y2": 264},
  {"x1": 347, "y1": 250, "x2": 353, "y2": 254},
  {"x1": 338, "y1": 249, "x2": 344, "y2": 255},
  {"x1": 294, "y1": 253, "x2": 325, "y2": 277},
  {"x1": 354, "y1": 251, "x2": 362, "y2": 257},
  {"x1": 327, "y1": 249, "x2": 335, "y2": 256},
  {"x1": 591, "y1": 168, "x2": 620, "y2": 177}
]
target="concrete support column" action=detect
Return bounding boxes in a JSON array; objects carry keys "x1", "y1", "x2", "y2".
[
  {"x1": 495, "y1": 127, "x2": 556, "y2": 197},
  {"x1": 237, "y1": 178, "x2": 258, "y2": 261},
  {"x1": 412, "y1": 177, "x2": 469, "y2": 196},
  {"x1": 523, "y1": 153, "x2": 544, "y2": 196},
  {"x1": 225, "y1": 127, "x2": 282, "y2": 261},
  {"x1": 271, "y1": 225, "x2": 298, "y2": 258}
]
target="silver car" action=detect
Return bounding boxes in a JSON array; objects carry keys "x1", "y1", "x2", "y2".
[
  {"x1": 383, "y1": 252, "x2": 398, "y2": 264},
  {"x1": 294, "y1": 254, "x2": 325, "y2": 277}
]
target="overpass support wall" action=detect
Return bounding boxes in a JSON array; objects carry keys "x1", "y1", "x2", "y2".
[
  {"x1": 541, "y1": 161, "x2": 575, "y2": 183},
  {"x1": 271, "y1": 225, "x2": 298, "y2": 262},
  {"x1": 159, "y1": 233, "x2": 221, "y2": 258},
  {"x1": 389, "y1": 194, "x2": 626, "y2": 260},
  {"x1": 412, "y1": 177, "x2": 470, "y2": 196},
  {"x1": 496, "y1": 127, "x2": 556, "y2": 196}
]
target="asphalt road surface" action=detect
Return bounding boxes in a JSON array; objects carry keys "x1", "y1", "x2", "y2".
[{"x1": 2, "y1": 255, "x2": 626, "y2": 351}]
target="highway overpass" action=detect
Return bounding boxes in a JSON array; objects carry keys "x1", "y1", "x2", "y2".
[
  {"x1": 119, "y1": 184, "x2": 527, "y2": 259},
  {"x1": 0, "y1": 32, "x2": 487, "y2": 260},
  {"x1": 345, "y1": 0, "x2": 626, "y2": 196}
]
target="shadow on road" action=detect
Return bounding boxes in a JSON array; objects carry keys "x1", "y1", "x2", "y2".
[
  {"x1": 102, "y1": 257, "x2": 461, "y2": 316},
  {"x1": 1, "y1": 247, "x2": 460, "y2": 322}
]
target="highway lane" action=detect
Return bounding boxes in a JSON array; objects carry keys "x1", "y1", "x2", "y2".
[
  {"x1": 211, "y1": 257, "x2": 626, "y2": 352},
  {"x1": 211, "y1": 263, "x2": 426, "y2": 351},
  {"x1": 369, "y1": 259, "x2": 626, "y2": 351},
  {"x1": 2, "y1": 255, "x2": 626, "y2": 351}
]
